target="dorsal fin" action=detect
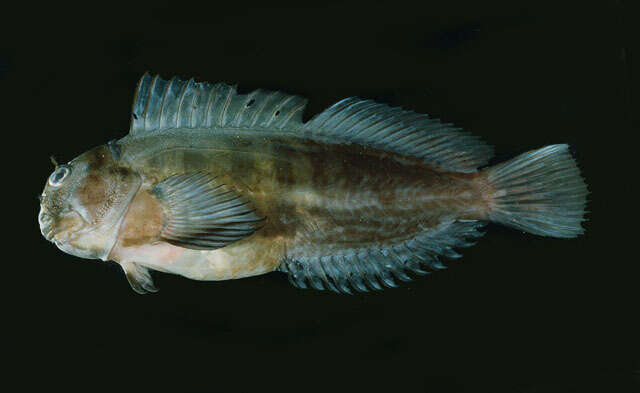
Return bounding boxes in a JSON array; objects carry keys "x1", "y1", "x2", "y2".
[
  {"x1": 129, "y1": 73, "x2": 493, "y2": 172},
  {"x1": 130, "y1": 73, "x2": 308, "y2": 135},
  {"x1": 301, "y1": 98, "x2": 494, "y2": 172}
]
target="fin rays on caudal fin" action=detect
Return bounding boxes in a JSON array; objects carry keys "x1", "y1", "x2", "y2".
[{"x1": 484, "y1": 144, "x2": 588, "y2": 238}]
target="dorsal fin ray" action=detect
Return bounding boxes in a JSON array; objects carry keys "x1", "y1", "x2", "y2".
[
  {"x1": 301, "y1": 97, "x2": 494, "y2": 172},
  {"x1": 130, "y1": 73, "x2": 493, "y2": 172}
]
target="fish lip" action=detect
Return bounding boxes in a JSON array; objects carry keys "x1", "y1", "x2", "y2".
[
  {"x1": 42, "y1": 227, "x2": 55, "y2": 242},
  {"x1": 39, "y1": 208, "x2": 87, "y2": 243},
  {"x1": 38, "y1": 210, "x2": 55, "y2": 241}
]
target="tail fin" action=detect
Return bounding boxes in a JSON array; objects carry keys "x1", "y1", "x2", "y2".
[{"x1": 484, "y1": 144, "x2": 588, "y2": 238}]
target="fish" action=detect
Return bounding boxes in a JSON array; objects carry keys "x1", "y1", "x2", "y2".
[{"x1": 38, "y1": 73, "x2": 588, "y2": 294}]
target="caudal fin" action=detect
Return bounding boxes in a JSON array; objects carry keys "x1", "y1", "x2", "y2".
[{"x1": 484, "y1": 144, "x2": 588, "y2": 238}]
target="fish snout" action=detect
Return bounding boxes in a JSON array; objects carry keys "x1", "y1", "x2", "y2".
[{"x1": 40, "y1": 209, "x2": 87, "y2": 242}]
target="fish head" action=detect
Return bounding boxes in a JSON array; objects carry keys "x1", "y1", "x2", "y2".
[{"x1": 38, "y1": 144, "x2": 141, "y2": 261}]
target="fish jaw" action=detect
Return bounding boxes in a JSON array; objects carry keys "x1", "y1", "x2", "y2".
[
  {"x1": 39, "y1": 207, "x2": 89, "y2": 254},
  {"x1": 38, "y1": 208, "x2": 56, "y2": 241},
  {"x1": 40, "y1": 186, "x2": 141, "y2": 261},
  {"x1": 38, "y1": 144, "x2": 145, "y2": 261}
]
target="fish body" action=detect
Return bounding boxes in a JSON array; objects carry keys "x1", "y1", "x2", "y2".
[
  {"x1": 38, "y1": 74, "x2": 588, "y2": 294},
  {"x1": 112, "y1": 131, "x2": 482, "y2": 282}
]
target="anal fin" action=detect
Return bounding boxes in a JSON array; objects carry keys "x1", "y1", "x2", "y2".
[{"x1": 278, "y1": 220, "x2": 485, "y2": 294}]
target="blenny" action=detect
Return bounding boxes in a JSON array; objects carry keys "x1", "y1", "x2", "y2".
[{"x1": 38, "y1": 73, "x2": 588, "y2": 294}]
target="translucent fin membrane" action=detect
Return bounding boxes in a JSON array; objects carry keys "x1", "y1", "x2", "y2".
[
  {"x1": 485, "y1": 144, "x2": 588, "y2": 238},
  {"x1": 130, "y1": 73, "x2": 307, "y2": 135},
  {"x1": 278, "y1": 220, "x2": 485, "y2": 294},
  {"x1": 130, "y1": 74, "x2": 493, "y2": 173},
  {"x1": 303, "y1": 97, "x2": 494, "y2": 172},
  {"x1": 151, "y1": 172, "x2": 264, "y2": 250}
]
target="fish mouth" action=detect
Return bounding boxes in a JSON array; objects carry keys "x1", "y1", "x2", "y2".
[
  {"x1": 38, "y1": 209, "x2": 56, "y2": 241},
  {"x1": 38, "y1": 208, "x2": 86, "y2": 243}
]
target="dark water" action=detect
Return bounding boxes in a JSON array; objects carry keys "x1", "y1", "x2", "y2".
[{"x1": 5, "y1": 1, "x2": 636, "y2": 392}]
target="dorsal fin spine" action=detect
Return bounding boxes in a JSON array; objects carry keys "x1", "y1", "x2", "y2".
[
  {"x1": 175, "y1": 79, "x2": 190, "y2": 128},
  {"x1": 183, "y1": 78, "x2": 197, "y2": 128},
  {"x1": 142, "y1": 74, "x2": 159, "y2": 130},
  {"x1": 189, "y1": 82, "x2": 201, "y2": 128},
  {"x1": 219, "y1": 85, "x2": 235, "y2": 127},
  {"x1": 130, "y1": 72, "x2": 145, "y2": 121},
  {"x1": 203, "y1": 84, "x2": 217, "y2": 128},
  {"x1": 234, "y1": 92, "x2": 258, "y2": 128},
  {"x1": 250, "y1": 90, "x2": 276, "y2": 127},
  {"x1": 282, "y1": 100, "x2": 306, "y2": 126},
  {"x1": 267, "y1": 94, "x2": 294, "y2": 127},
  {"x1": 158, "y1": 77, "x2": 174, "y2": 129}
]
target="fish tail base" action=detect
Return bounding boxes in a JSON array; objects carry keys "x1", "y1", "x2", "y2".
[{"x1": 484, "y1": 144, "x2": 588, "y2": 238}]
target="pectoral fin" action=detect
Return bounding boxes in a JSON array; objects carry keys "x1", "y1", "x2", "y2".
[
  {"x1": 151, "y1": 172, "x2": 264, "y2": 250},
  {"x1": 121, "y1": 262, "x2": 159, "y2": 294}
]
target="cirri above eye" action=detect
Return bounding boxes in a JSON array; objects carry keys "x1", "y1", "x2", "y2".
[{"x1": 48, "y1": 166, "x2": 70, "y2": 187}]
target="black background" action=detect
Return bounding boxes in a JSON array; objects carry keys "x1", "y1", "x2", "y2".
[{"x1": 4, "y1": 1, "x2": 636, "y2": 392}]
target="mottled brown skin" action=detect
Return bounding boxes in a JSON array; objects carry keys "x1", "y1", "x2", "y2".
[
  {"x1": 39, "y1": 146, "x2": 140, "y2": 261},
  {"x1": 107, "y1": 129, "x2": 490, "y2": 277},
  {"x1": 110, "y1": 183, "x2": 165, "y2": 249},
  {"x1": 39, "y1": 122, "x2": 494, "y2": 288},
  {"x1": 38, "y1": 74, "x2": 587, "y2": 293}
]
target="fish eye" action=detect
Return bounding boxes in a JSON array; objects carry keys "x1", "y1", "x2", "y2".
[{"x1": 48, "y1": 166, "x2": 70, "y2": 187}]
